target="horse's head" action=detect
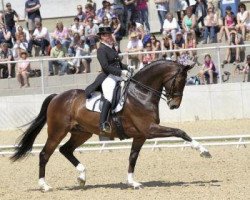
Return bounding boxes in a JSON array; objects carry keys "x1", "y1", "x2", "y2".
[{"x1": 163, "y1": 64, "x2": 194, "y2": 110}]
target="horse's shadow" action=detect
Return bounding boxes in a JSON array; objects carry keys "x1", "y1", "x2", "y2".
[{"x1": 57, "y1": 179, "x2": 222, "y2": 191}]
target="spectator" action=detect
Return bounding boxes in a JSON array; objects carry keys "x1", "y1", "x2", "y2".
[
  {"x1": 3, "y1": 3, "x2": 19, "y2": 40},
  {"x1": 199, "y1": 53, "x2": 217, "y2": 84},
  {"x1": 87, "y1": 0, "x2": 96, "y2": 12},
  {"x1": 142, "y1": 42, "x2": 155, "y2": 66},
  {"x1": 150, "y1": 34, "x2": 161, "y2": 59},
  {"x1": 51, "y1": 21, "x2": 71, "y2": 49},
  {"x1": 242, "y1": 55, "x2": 250, "y2": 82},
  {"x1": 126, "y1": 31, "x2": 143, "y2": 69},
  {"x1": 124, "y1": 0, "x2": 136, "y2": 35},
  {"x1": 136, "y1": 0, "x2": 150, "y2": 33},
  {"x1": 84, "y1": 3, "x2": 96, "y2": 23},
  {"x1": 128, "y1": 21, "x2": 145, "y2": 40},
  {"x1": 76, "y1": 5, "x2": 86, "y2": 22},
  {"x1": 15, "y1": 26, "x2": 29, "y2": 42},
  {"x1": 222, "y1": 27, "x2": 245, "y2": 66},
  {"x1": 195, "y1": 0, "x2": 207, "y2": 29},
  {"x1": 96, "y1": 1, "x2": 113, "y2": 23},
  {"x1": 25, "y1": 0, "x2": 41, "y2": 34},
  {"x1": 68, "y1": 32, "x2": 81, "y2": 56},
  {"x1": 70, "y1": 17, "x2": 84, "y2": 36},
  {"x1": 0, "y1": 42, "x2": 13, "y2": 78},
  {"x1": 203, "y1": 6, "x2": 218, "y2": 44},
  {"x1": 113, "y1": 0, "x2": 125, "y2": 31},
  {"x1": 16, "y1": 51, "x2": 30, "y2": 88},
  {"x1": 99, "y1": 16, "x2": 110, "y2": 28},
  {"x1": 218, "y1": 6, "x2": 236, "y2": 43},
  {"x1": 110, "y1": 15, "x2": 123, "y2": 47},
  {"x1": 236, "y1": 3, "x2": 250, "y2": 41},
  {"x1": 176, "y1": 0, "x2": 188, "y2": 26},
  {"x1": 48, "y1": 40, "x2": 68, "y2": 76},
  {"x1": 85, "y1": 17, "x2": 99, "y2": 52},
  {"x1": 0, "y1": 23, "x2": 12, "y2": 48},
  {"x1": 163, "y1": 13, "x2": 179, "y2": 42},
  {"x1": 154, "y1": 0, "x2": 168, "y2": 32},
  {"x1": 173, "y1": 31, "x2": 185, "y2": 60},
  {"x1": 185, "y1": 32, "x2": 197, "y2": 60},
  {"x1": 182, "y1": 6, "x2": 197, "y2": 38},
  {"x1": 27, "y1": 22, "x2": 50, "y2": 56},
  {"x1": 68, "y1": 37, "x2": 91, "y2": 74},
  {"x1": 13, "y1": 36, "x2": 29, "y2": 58},
  {"x1": 161, "y1": 34, "x2": 173, "y2": 59}
]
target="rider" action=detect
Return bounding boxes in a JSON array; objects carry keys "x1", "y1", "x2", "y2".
[{"x1": 85, "y1": 26, "x2": 134, "y2": 133}]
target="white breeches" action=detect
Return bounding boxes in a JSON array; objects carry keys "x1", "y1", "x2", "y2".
[{"x1": 102, "y1": 74, "x2": 122, "y2": 102}]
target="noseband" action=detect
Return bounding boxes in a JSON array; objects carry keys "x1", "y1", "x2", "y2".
[{"x1": 130, "y1": 67, "x2": 183, "y2": 102}]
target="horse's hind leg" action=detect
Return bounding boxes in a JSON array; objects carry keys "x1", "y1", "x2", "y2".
[
  {"x1": 148, "y1": 124, "x2": 212, "y2": 158},
  {"x1": 59, "y1": 131, "x2": 92, "y2": 187},
  {"x1": 39, "y1": 130, "x2": 67, "y2": 192}
]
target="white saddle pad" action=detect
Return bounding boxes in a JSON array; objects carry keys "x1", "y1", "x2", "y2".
[{"x1": 86, "y1": 91, "x2": 125, "y2": 113}]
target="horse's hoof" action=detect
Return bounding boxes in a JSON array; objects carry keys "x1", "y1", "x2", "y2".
[
  {"x1": 77, "y1": 177, "x2": 86, "y2": 187},
  {"x1": 127, "y1": 181, "x2": 143, "y2": 189},
  {"x1": 200, "y1": 151, "x2": 212, "y2": 158},
  {"x1": 40, "y1": 185, "x2": 53, "y2": 192}
]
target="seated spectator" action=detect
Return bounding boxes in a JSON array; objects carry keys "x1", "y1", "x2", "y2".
[
  {"x1": 218, "y1": 6, "x2": 236, "y2": 42},
  {"x1": 0, "y1": 42, "x2": 13, "y2": 78},
  {"x1": 84, "y1": 3, "x2": 96, "y2": 24},
  {"x1": 48, "y1": 40, "x2": 68, "y2": 76},
  {"x1": 96, "y1": 0, "x2": 113, "y2": 23},
  {"x1": 71, "y1": 17, "x2": 84, "y2": 36},
  {"x1": 68, "y1": 37, "x2": 91, "y2": 73},
  {"x1": 222, "y1": 27, "x2": 245, "y2": 66},
  {"x1": 4, "y1": 2, "x2": 19, "y2": 40},
  {"x1": 16, "y1": 51, "x2": 30, "y2": 88},
  {"x1": 199, "y1": 54, "x2": 217, "y2": 84},
  {"x1": 12, "y1": 38, "x2": 29, "y2": 58},
  {"x1": 25, "y1": 0, "x2": 41, "y2": 34},
  {"x1": 236, "y1": 3, "x2": 250, "y2": 41},
  {"x1": 68, "y1": 32, "x2": 81, "y2": 56},
  {"x1": 110, "y1": 15, "x2": 123, "y2": 47},
  {"x1": 0, "y1": 23, "x2": 12, "y2": 48},
  {"x1": 163, "y1": 13, "x2": 179, "y2": 42},
  {"x1": 150, "y1": 34, "x2": 161, "y2": 59},
  {"x1": 51, "y1": 21, "x2": 71, "y2": 49},
  {"x1": 161, "y1": 34, "x2": 173, "y2": 59},
  {"x1": 185, "y1": 32, "x2": 197, "y2": 60},
  {"x1": 99, "y1": 16, "x2": 110, "y2": 28},
  {"x1": 142, "y1": 42, "x2": 155, "y2": 67},
  {"x1": 27, "y1": 22, "x2": 50, "y2": 56},
  {"x1": 85, "y1": 17, "x2": 99, "y2": 52},
  {"x1": 76, "y1": 5, "x2": 86, "y2": 22},
  {"x1": 87, "y1": 0, "x2": 96, "y2": 12},
  {"x1": 128, "y1": 21, "x2": 145, "y2": 40},
  {"x1": 173, "y1": 31, "x2": 185, "y2": 60},
  {"x1": 182, "y1": 6, "x2": 197, "y2": 39},
  {"x1": 126, "y1": 31, "x2": 143, "y2": 69},
  {"x1": 203, "y1": 6, "x2": 218, "y2": 44},
  {"x1": 195, "y1": 0, "x2": 206, "y2": 29},
  {"x1": 15, "y1": 26, "x2": 29, "y2": 42}
]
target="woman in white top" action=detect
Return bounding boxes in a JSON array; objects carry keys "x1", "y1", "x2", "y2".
[
  {"x1": 236, "y1": 3, "x2": 250, "y2": 40},
  {"x1": 163, "y1": 13, "x2": 179, "y2": 42}
]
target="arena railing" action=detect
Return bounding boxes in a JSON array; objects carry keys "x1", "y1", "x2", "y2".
[{"x1": 0, "y1": 43, "x2": 249, "y2": 94}]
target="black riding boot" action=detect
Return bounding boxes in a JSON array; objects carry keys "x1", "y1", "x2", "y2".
[{"x1": 100, "y1": 99, "x2": 111, "y2": 133}]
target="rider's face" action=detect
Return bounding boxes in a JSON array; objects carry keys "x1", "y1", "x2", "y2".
[{"x1": 101, "y1": 33, "x2": 113, "y2": 45}]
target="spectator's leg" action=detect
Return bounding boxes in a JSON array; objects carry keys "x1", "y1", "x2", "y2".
[
  {"x1": 141, "y1": 8, "x2": 150, "y2": 33},
  {"x1": 40, "y1": 39, "x2": 50, "y2": 55},
  {"x1": 27, "y1": 39, "x2": 35, "y2": 54},
  {"x1": 171, "y1": 29, "x2": 177, "y2": 42},
  {"x1": 7, "y1": 63, "x2": 12, "y2": 78},
  {"x1": 57, "y1": 61, "x2": 68, "y2": 75},
  {"x1": 17, "y1": 73, "x2": 24, "y2": 87},
  {"x1": 218, "y1": 26, "x2": 225, "y2": 42},
  {"x1": 82, "y1": 59, "x2": 89, "y2": 73},
  {"x1": 68, "y1": 47, "x2": 75, "y2": 57},
  {"x1": 22, "y1": 71, "x2": 30, "y2": 87},
  {"x1": 203, "y1": 27, "x2": 209, "y2": 44},
  {"x1": 235, "y1": 47, "x2": 240, "y2": 62},
  {"x1": 62, "y1": 40, "x2": 71, "y2": 50},
  {"x1": 48, "y1": 61, "x2": 55, "y2": 75},
  {"x1": 208, "y1": 70, "x2": 213, "y2": 84},
  {"x1": 225, "y1": 27, "x2": 231, "y2": 41},
  {"x1": 198, "y1": 70, "x2": 205, "y2": 84},
  {"x1": 125, "y1": 9, "x2": 132, "y2": 35},
  {"x1": 210, "y1": 26, "x2": 215, "y2": 43},
  {"x1": 241, "y1": 25, "x2": 246, "y2": 40}
]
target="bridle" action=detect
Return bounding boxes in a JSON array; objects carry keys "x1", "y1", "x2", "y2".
[{"x1": 130, "y1": 67, "x2": 183, "y2": 103}]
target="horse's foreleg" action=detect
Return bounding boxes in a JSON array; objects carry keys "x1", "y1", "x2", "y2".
[
  {"x1": 148, "y1": 124, "x2": 212, "y2": 158},
  {"x1": 59, "y1": 132, "x2": 92, "y2": 187},
  {"x1": 127, "y1": 138, "x2": 145, "y2": 189}
]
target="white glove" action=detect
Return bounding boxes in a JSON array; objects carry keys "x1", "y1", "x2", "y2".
[
  {"x1": 121, "y1": 70, "x2": 129, "y2": 81},
  {"x1": 128, "y1": 65, "x2": 136, "y2": 71}
]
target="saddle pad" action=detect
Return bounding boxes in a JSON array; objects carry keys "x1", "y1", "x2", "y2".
[{"x1": 86, "y1": 91, "x2": 125, "y2": 113}]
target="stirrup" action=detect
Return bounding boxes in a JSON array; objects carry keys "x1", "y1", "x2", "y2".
[{"x1": 100, "y1": 122, "x2": 111, "y2": 134}]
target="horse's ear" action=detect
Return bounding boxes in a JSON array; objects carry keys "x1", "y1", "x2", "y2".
[{"x1": 183, "y1": 62, "x2": 195, "y2": 71}]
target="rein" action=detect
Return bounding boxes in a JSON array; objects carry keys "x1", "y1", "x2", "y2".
[{"x1": 130, "y1": 67, "x2": 183, "y2": 102}]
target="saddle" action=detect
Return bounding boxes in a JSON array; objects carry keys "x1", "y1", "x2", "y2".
[{"x1": 86, "y1": 81, "x2": 130, "y2": 140}]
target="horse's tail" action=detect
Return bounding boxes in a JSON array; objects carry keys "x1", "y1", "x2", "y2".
[{"x1": 11, "y1": 94, "x2": 57, "y2": 162}]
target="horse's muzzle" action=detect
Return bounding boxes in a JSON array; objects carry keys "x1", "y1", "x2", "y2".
[{"x1": 167, "y1": 99, "x2": 180, "y2": 110}]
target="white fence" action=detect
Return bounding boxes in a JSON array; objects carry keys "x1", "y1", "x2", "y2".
[{"x1": 0, "y1": 135, "x2": 249, "y2": 156}]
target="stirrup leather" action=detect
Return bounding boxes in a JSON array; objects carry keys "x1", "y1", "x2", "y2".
[{"x1": 100, "y1": 121, "x2": 111, "y2": 134}]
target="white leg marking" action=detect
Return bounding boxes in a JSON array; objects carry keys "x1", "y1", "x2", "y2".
[
  {"x1": 190, "y1": 140, "x2": 212, "y2": 158},
  {"x1": 76, "y1": 163, "x2": 86, "y2": 187},
  {"x1": 127, "y1": 173, "x2": 143, "y2": 189},
  {"x1": 38, "y1": 178, "x2": 52, "y2": 192}
]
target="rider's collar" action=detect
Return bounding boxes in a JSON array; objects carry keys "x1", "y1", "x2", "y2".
[{"x1": 101, "y1": 42, "x2": 113, "y2": 49}]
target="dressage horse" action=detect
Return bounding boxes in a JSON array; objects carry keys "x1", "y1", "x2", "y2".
[{"x1": 11, "y1": 60, "x2": 211, "y2": 192}]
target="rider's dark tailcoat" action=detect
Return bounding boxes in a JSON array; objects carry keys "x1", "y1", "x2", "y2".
[{"x1": 85, "y1": 43, "x2": 128, "y2": 98}]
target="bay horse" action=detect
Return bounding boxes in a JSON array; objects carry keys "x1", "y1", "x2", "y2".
[{"x1": 11, "y1": 60, "x2": 211, "y2": 192}]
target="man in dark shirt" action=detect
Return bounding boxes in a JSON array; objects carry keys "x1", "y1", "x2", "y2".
[
  {"x1": 4, "y1": 3, "x2": 19, "y2": 40},
  {"x1": 25, "y1": 0, "x2": 41, "y2": 34}
]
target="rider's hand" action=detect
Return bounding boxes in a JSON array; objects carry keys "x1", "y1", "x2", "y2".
[
  {"x1": 121, "y1": 70, "x2": 130, "y2": 81},
  {"x1": 128, "y1": 65, "x2": 136, "y2": 71}
]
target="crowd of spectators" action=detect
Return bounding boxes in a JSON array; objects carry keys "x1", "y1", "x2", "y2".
[{"x1": 0, "y1": 0, "x2": 249, "y2": 87}]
